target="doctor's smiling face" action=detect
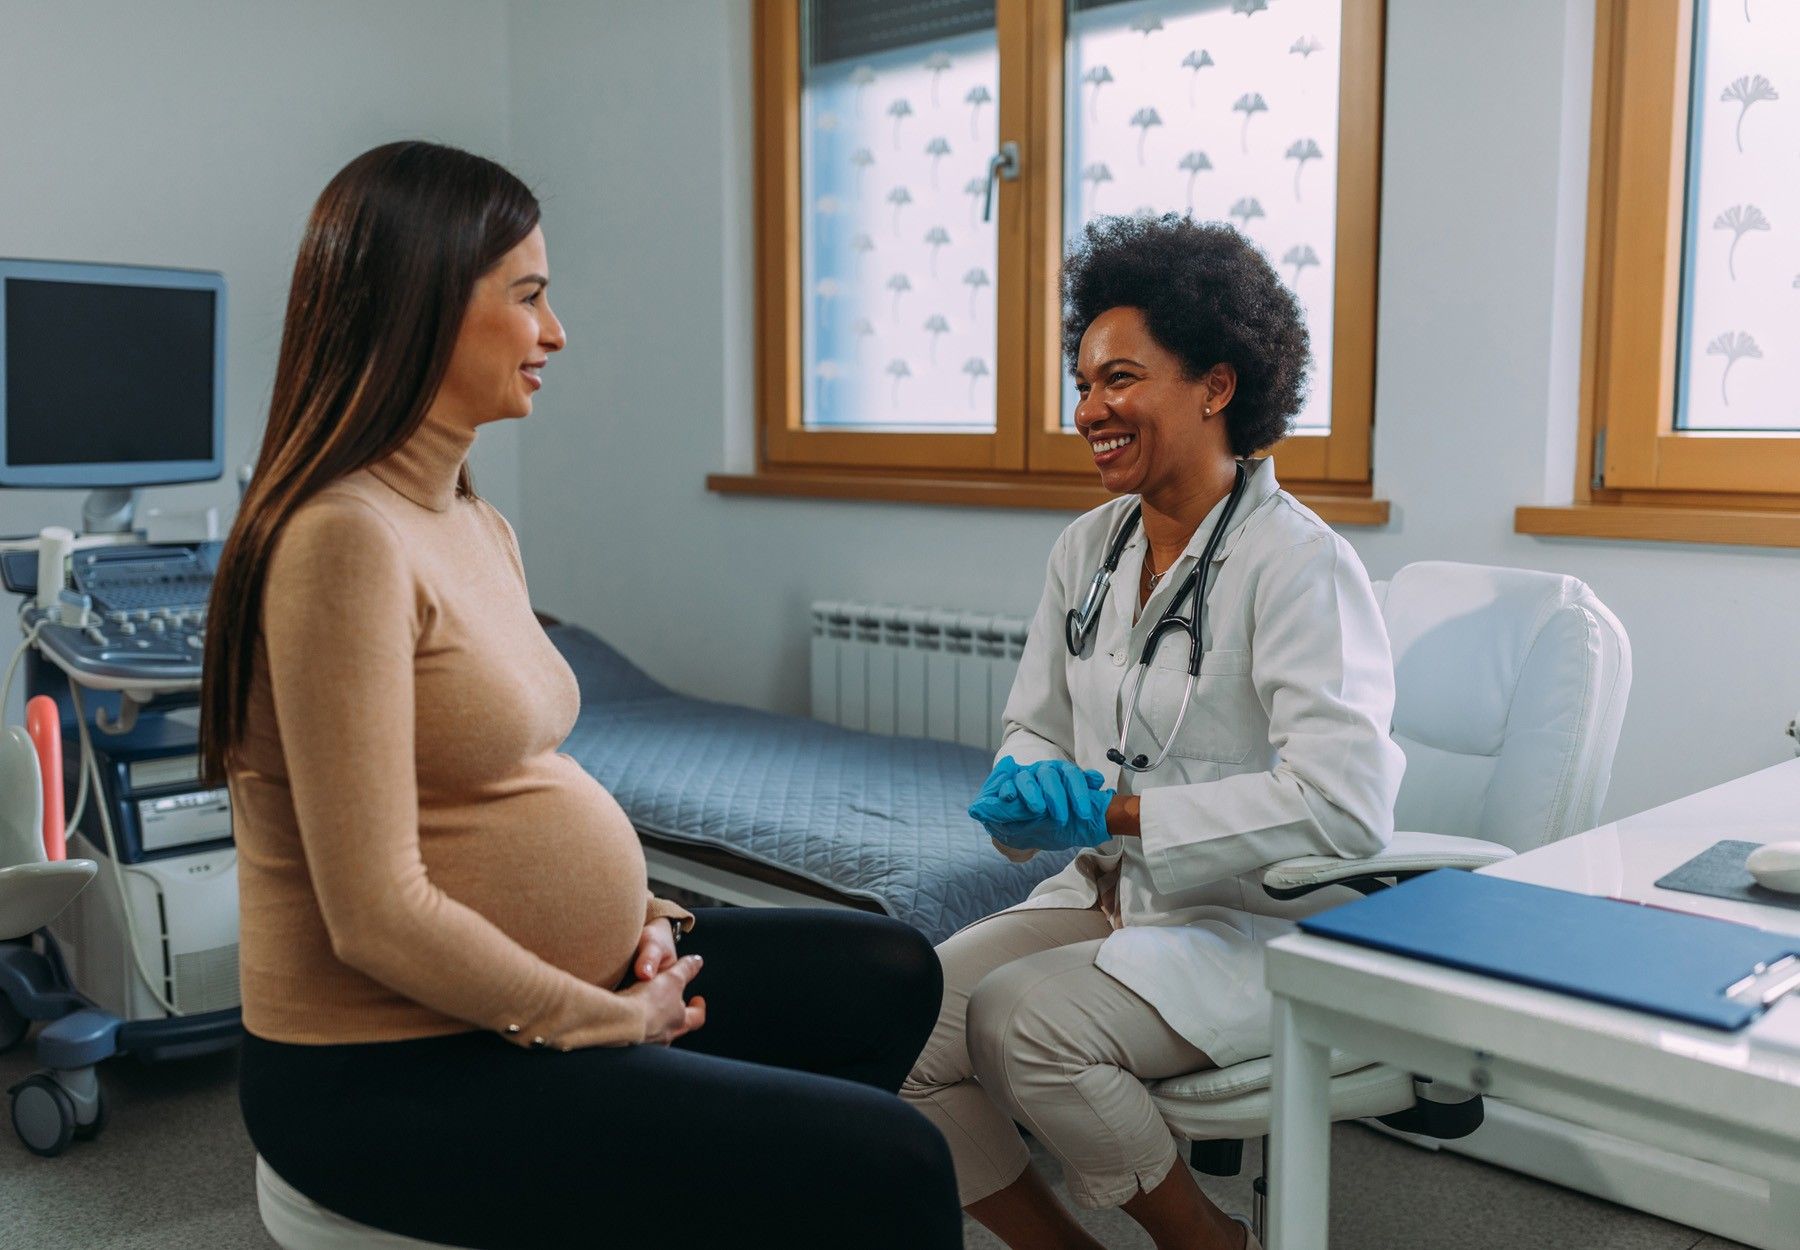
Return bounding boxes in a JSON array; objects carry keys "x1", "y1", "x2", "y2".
[
  {"x1": 1073, "y1": 306, "x2": 1235, "y2": 500},
  {"x1": 430, "y1": 225, "x2": 567, "y2": 430}
]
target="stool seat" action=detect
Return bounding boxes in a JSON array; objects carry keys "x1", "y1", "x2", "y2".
[{"x1": 256, "y1": 1155, "x2": 460, "y2": 1249}]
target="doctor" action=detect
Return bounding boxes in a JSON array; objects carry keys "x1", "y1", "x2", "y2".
[{"x1": 900, "y1": 215, "x2": 1404, "y2": 1250}]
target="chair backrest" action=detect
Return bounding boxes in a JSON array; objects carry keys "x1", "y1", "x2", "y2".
[{"x1": 1373, "y1": 561, "x2": 1632, "y2": 853}]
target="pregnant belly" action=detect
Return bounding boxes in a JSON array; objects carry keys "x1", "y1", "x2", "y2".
[{"x1": 420, "y1": 758, "x2": 649, "y2": 991}]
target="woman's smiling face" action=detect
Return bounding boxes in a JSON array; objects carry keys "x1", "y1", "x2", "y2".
[
  {"x1": 1071, "y1": 306, "x2": 1231, "y2": 498},
  {"x1": 433, "y1": 225, "x2": 567, "y2": 429}
]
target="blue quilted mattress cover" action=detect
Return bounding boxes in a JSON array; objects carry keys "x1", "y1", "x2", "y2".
[{"x1": 549, "y1": 625, "x2": 1073, "y2": 944}]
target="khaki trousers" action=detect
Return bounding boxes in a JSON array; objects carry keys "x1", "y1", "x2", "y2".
[{"x1": 899, "y1": 907, "x2": 1213, "y2": 1210}]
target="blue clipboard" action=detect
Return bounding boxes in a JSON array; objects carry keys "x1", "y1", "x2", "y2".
[{"x1": 1297, "y1": 869, "x2": 1800, "y2": 1031}]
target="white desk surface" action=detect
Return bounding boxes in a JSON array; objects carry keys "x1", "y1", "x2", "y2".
[
  {"x1": 1263, "y1": 757, "x2": 1800, "y2": 1248},
  {"x1": 1482, "y1": 755, "x2": 1800, "y2": 937}
]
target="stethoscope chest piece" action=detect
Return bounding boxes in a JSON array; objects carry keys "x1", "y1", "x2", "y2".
[{"x1": 1070, "y1": 464, "x2": 1249, "y2": 775}]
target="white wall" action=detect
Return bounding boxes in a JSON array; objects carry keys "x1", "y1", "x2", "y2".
[
  {"x1": 0, "y1": 0, "x2": 521, "y2": 542},
  {"x1": 0, "y1": 0, "x2": 523, "y2": 733},
  {"x1": 507, "y1": 0, "x2": 1800, "y2": 825}
]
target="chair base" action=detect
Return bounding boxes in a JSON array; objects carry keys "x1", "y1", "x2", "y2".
[{"x1": 256, "y1": 1156, "x2": 459, "y2": 1250}]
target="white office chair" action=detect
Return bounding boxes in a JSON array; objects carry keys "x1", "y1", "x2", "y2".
[{"x1": 1145, "y1": 560, "x2": 1633, "y2": 1232}]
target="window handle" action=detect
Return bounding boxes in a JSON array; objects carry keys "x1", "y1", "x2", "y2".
[{"x1": 982, "y1": 142, "x2": 1021, "y2": 223}]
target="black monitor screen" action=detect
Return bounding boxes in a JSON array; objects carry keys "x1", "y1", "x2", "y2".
[{"x1": 5, "y1": 278, "x2": 216, "y2": 465}]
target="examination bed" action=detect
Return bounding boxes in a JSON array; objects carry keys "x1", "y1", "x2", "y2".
[{"x1": 545, "y1": 624, "x2": 1072, "y2": 944}]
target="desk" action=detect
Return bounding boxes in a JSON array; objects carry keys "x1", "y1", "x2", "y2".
[{"x1": 1264, "y1": 758, "x2": 1800, "y2": 1250}]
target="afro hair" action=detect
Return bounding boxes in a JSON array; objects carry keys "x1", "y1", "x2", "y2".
[{"x1": 1061, "y1": 214, "x2": 1310, "y2": 457}]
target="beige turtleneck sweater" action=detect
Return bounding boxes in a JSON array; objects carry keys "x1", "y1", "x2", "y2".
[{"x1": 228, "y1": 416, "x2": 689, "y2": 1049}]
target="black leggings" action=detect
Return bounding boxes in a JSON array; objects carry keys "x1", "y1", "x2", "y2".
[{"x1": 240, "y1": 908, "x2": 961, "y2": 1249}]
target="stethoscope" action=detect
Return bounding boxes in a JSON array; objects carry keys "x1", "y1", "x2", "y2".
[{"x1": 1063, "y1": 462, "x2": 1249, "y2": 774}]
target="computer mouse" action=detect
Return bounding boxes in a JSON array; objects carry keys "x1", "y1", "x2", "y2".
[{"x1": 1746, "y1": 841, "x2": 1800, "y2": 894}]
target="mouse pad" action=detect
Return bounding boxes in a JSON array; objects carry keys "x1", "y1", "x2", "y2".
[{"x1": 1654, "y1": 840, "x2": 1800, "y2": 913}]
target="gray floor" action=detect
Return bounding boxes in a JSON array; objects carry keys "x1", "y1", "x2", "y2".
[{"x1": 0, "y1": 1035, "x2": 1751, "y2": 1250}]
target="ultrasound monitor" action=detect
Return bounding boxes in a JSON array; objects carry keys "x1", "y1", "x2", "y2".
[{"x1": 0, "y1": 259, "x2": 226, "y2": 514}]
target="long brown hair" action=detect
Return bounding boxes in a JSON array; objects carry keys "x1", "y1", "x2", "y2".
[{"x1": 199, "y1": 141, "x2": 540, "y2": 783}]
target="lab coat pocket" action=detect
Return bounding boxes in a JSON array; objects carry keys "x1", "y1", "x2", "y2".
[{"x1": 1129, "y1": 646, "x2": 1259, "y2": 764}]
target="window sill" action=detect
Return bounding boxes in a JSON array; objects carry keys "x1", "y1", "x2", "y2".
[
  {"x1": 1514, "y1": 503, "x2": 1800, "y2": 549},
  {"x1": 707, "y1": 471, "x2": 1392, "y2": 527}
]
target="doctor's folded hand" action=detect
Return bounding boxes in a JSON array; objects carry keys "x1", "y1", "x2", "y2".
[{"x1": 968, "y1": 756, "x2": 1115, "y2": 851}]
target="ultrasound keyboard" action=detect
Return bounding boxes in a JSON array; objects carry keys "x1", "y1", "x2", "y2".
[{"x1": 22, "y1": 544, "x2": 217, "y2": 688}]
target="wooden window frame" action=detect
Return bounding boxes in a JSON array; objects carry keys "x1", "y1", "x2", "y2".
[
  {"x1": 713, "y1": 0, "x2": 1390, "y2": 526},
  {"x1": 1516, "y1": 0, "x2": 1800, "y2": 548}
]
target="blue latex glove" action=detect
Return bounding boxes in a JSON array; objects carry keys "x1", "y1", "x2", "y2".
[{"x1": 969, "y1": 757, "x2": 1115, "y2": 851}]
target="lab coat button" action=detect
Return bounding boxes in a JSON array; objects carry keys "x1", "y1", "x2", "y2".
[{"x1": 1110, "y1": 650, "x2": 1126, "y2": 666}]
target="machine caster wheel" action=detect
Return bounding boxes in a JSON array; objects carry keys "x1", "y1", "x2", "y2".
[
  {"x1": 9, "y1": 1075, "x2": 76, "y2": 1157},
  {"x1": 0, "y1": 998, "x2": 26, "y2": 1055},
  {"x1": 72, "y1": 1087, "x2": 108, "y2": 1141}
]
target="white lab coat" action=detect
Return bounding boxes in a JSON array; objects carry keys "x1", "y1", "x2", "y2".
[{"x1": 991, "y1": 457, "x2": 1405, "y2": 1066}]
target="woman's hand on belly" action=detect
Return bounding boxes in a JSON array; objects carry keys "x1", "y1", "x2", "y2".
[
  {"x1": 633, "y1": 919, "x2": 678, "y2": 982},
  {"x1": 622, "y1": 954, "x2": 707, "y2": 1045}
]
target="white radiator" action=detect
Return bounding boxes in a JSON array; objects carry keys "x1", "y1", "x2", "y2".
[{"x1": 810, "y1": 601, "x2": 1029, "y2": 750}]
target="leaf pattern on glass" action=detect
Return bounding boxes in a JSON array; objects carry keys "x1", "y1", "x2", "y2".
[
  {"x1": 1233, "y1": 92, "x2": 1269, "y2": 153},
  {"x1": 1083, "y1": 162, "x2": 1114, "y2": 211},
  {"x1": 850, "y1": 66, "x2": 876, "y2": 114},
  {"x1": 885, "y1": 185, "x2": 913, "y2": 235},
  {"x1": 963, "y1": 266, "x2": 991, "y2": 318},
  {"x1": 815, "y1": 277, "x2": 840, "y2": 306},
  {"x1": 885, "y1": 272, "x2": 912, "y2": 320},
  {"x1": 1130, "y1": 15, "x2": 1164, "y2": 37},
  {"x1": 1181, "y1": 49, "x2": 1214, "y2": 106},
  {"x1": 965, "y1": 85, "x2": 992, "y2": 140},
  {"x1": 850, "y1": 233, "x2": 875, "y2": 273},
  {"x1": 925, "y1": 136, "x2": 952, "y2": 187},
  {"x1": 923, "y1": 225, "x2": 952, "y2": 275},
  {"x1": 1083, "y1": 65, "x2": 1114, "y2": 122},
  {"x1": 815, "y1": 359, "x2": 843, "y2": 416},
  {"x1": 1229, "y1": 196, "x2": 1265, "y2": 228},
  {"x1": 1232, "y1": 0, "x2": 1269, "y2": 17},
  {"x1": 1706, "y1": 331, "x2": 1761, "y2": 405},
  {"x1": 851, "y1": 317, "x2": 875, "y2": 359},
  {"x1": 964, "y1": 176, "x2": 988, "y2": 226},
  {"x1": 1283, "y1": 244, "x2": 1321, "y2": 288},
  {"x1": 886, "y1": 358, "x2": 912, "y2": 406},
  {"x1": 962, "y1": 357, "x2": 990, "y2": 402},
  {"x1": 1130, "y1": 107, "x2": 1164, "y2": 164},
  {"x1": 925, "y1": 52, "x2": 952, "y2": 105},
  {"x1": 1286, "y1": 138, "x2": 1324, "y2": 199},
  {"x1": 849, "y1": 147, "x2": 874, "y2": 188},
  {"x1": 1291, "y1": 36, "x2": 1325, "y2": 58},
  {"x1": 1713, "y1": 204, "x2": 1770, "y2": 280},
  {"x1": 1720, "y1": 74, "x2": 1778, "y2": 153},
  {"x1": 1178, "y1": 151, "x2": 1213, "y2": 214},
  {"x1": 886, "y1": 97, "x2": 914, "y2": 150},
  {"x1": 923, "y1": 314, "x2": 951, "y2": 362}
]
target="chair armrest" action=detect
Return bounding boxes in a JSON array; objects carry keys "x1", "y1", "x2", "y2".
[{"x1": 1262, "y1": 831, "x2": 1515, "y2": 901}]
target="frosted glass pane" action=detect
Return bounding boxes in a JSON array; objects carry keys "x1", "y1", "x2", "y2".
[
  {"x1": 1675, "y1": 0, "x2": 1800, "y2": 432},
  {"x1": 1062, "y1": 0, "x2": 1343, "y2": 432},
  {"x1": 801, "y1": 5, "x2": 999, "y2": 431}
]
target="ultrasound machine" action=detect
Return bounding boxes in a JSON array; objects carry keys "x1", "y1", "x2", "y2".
[{"x1": 0, "y1": 257, "x2": 240, "y2": 1157}]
